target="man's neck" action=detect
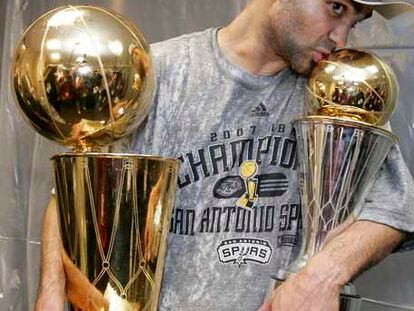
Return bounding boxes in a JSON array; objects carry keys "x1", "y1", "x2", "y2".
[{"x1": 217, "y1": 1, "x2": 288, "y2": 76}]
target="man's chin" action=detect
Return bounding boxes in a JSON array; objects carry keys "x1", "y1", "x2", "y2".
[{"x1": 291, "y1": 62, "x2": 314, "y2": 77}]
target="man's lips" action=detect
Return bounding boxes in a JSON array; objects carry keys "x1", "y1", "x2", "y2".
[{"x1": 312, "y1": 50, "x2": 330, "y2": 63}]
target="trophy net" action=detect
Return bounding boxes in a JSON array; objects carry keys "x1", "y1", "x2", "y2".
[
  {"x1": 289, "y1": 116, "x2": 397, "y2": 273},
  {"x1": 53, "y1": 154, "x2": 179, "y2": 310}
]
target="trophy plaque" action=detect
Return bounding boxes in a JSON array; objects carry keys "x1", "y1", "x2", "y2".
[
  {"x1": 276, "y1": 49, "x2": 399, "y2": 311},
  {"x1": 12, "y1": 6, "x2": 179, "y2": 310}
]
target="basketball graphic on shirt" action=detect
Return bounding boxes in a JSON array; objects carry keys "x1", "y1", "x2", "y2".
[{"x1": 240, "y1": 160, "x2": 258, "y2": 179}]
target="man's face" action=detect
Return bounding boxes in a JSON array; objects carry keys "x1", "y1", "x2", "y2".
[{"x1": 268, "y1": 0, "x2": 372, "y2": 76}]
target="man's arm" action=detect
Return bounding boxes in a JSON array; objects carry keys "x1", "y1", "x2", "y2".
[
  {"x1": 35, "y1": 197, "x2": 66, "y2": 311},
  {"x1": 259, "y1": 220, "x2": 406, "y2": 311}
]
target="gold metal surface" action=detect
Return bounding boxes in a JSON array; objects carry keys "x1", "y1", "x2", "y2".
[
  {"x1": 53, "y1": 154, "x2": 179, "y2": 310},
  {"x1": 237, "y1": 160, "x2": 259, "y2": 209},
  {"x1": 12, "y1": 5, "x2": 155, "y2": 152},
  {"x1": 305, "y1": 49, "x2": 398, "y2": 126},
  {"x1": 11, "y1": 6, "x2": 179, "y2": 310}
]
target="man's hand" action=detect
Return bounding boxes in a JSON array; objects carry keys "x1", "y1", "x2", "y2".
[
  {"x1": 63, "y1": 249, "x2": 108, "y2": 310},
  {"x1": 35, "y1": 197, "x2": 108, "y2": 311},
  {"x1": 267, "y1": 269, "x2": 341, "y2": 310},
  {"x1": 258, "y1": 220, "x2": 405, "y2": 311}
]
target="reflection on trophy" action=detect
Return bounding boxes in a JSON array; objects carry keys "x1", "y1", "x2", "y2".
[
  {"x1": 237, "y1": 160, "x2": 259, "y2": 209},
  {"x1": 277, "y1": 49, "x2": 399, "y2": 311},
  {"x1": 12, "y1": 6, "x2": 179, "y2": 310}
]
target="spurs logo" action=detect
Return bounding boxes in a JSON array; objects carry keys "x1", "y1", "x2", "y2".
[{"x1": 217, "y1": 238, "x2": 273, "y2": 267}]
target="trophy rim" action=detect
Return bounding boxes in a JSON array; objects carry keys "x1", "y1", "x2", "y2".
[
  {"x1": 51, "y1": 152, "x2": 181, "y2": 164},
  {"x1": 293, "y1": 115, "x2": 399, "y2": 142}
]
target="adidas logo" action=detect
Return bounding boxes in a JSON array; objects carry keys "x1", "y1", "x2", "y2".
[{"x1": 249, "y1": 103, "x2": 269, "y2": 117}]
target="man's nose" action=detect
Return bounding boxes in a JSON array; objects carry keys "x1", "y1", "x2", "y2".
[{"x1": 328, "y1": 25, "x2": 350, "y2": 49}]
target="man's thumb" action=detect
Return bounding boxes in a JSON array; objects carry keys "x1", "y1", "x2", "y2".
[{"x1": 257, "y1": 300, "x2": 272, "y2": 311}]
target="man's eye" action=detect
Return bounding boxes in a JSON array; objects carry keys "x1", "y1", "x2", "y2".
[{"x1": 332, "y1": 3, "x2": 345, "y2": 15}]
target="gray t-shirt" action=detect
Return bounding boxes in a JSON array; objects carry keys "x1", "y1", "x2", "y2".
[{"x1": 132, "y1": 28, "x2": 414, "y2": 311}]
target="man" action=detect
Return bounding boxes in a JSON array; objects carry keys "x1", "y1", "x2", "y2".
[{"x1": 35, "y1": 1, "x2": 414, "y2": 310}]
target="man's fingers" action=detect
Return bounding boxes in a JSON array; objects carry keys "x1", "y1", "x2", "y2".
[
  {"x1": 62, "y1": 250, "x2": 109, "y2": 311},
  {"x1": 257, "y1": 300, "x2": 272, "y2": 311},
  {"x1": 36, "y1": 196, "x2": 109, "y2": 310}
]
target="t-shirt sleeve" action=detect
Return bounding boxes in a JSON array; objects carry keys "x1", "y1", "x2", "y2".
[{"x1": 357, "y1": 142, "x2": 414, "y2": 240}]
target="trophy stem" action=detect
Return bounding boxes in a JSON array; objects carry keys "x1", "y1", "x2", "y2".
[
  {"x1": 52, "y1": 153, "x2": 180, "y2": 310},
  {"x1": 287, "y1": 116, "x2": 397, "y2": 276}
]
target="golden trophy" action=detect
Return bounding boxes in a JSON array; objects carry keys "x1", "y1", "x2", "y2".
[
  {"x1": 12, "y1": 6, "x2": 180, "y2": 310},
  {"x1": 237, "y1": 160, "x2": 259, "y2": 209},
  {"x1": 276, "y1": 49, "x2": 399, "y2": 311}
]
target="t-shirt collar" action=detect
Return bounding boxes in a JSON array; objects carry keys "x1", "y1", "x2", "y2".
[{"x1": 210, "y1": 27, "x2": 292, "y2": 89}]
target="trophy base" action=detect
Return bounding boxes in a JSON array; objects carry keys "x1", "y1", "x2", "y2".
[{"x1": 272, "y1": 277, "x2": 362, "y2": 311}]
